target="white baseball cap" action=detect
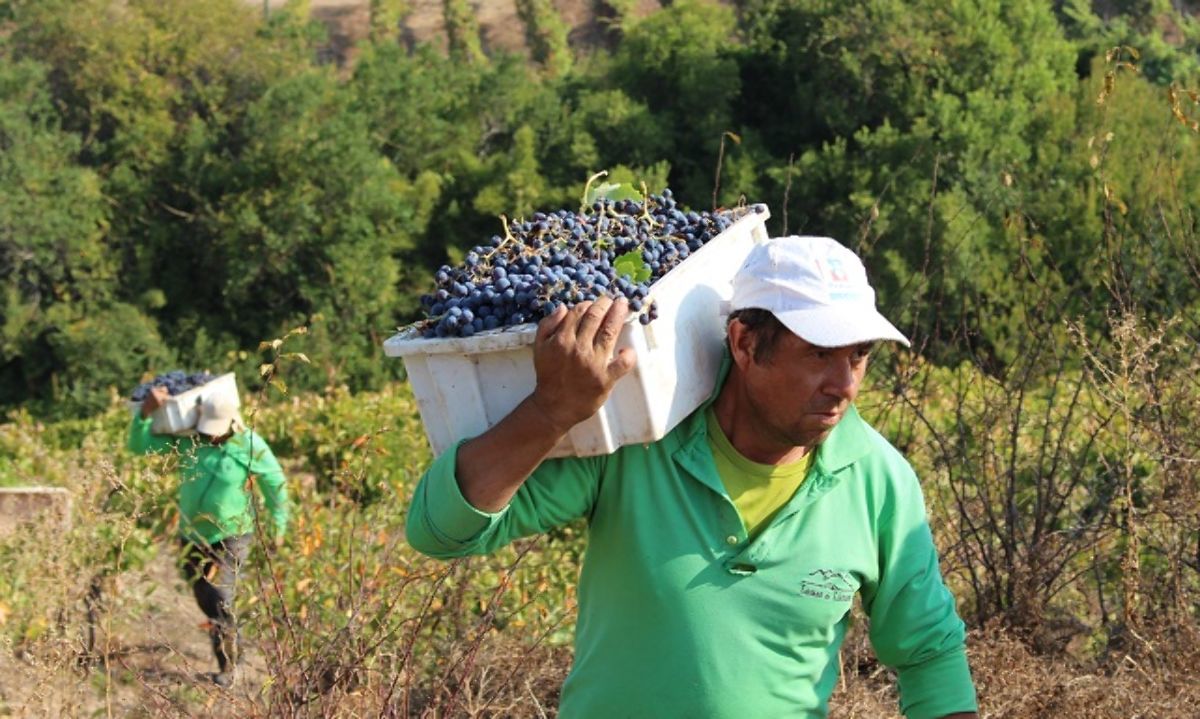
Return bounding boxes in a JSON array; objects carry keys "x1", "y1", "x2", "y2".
[
  {"x1": 196, "y1": 393, "x2": 245, "y2": 436},
  {"x1": 730, "y1": 235, "x2": 910, "y2": 348}
]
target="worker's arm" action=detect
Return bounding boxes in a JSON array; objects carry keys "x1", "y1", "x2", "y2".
[
  {"x1": 863, "y1": 461, "x2": 978, "y2": 719},
  {"x1": 242, "y1": 433, "x2": 289, "y2": 540},
  {"x1": 127, "y1": 386, "x2": 180, "y2": 455}
]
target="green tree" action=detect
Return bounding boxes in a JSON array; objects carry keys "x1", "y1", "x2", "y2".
[
  {"x1": 612, "y1": 0, "x2": 745, "y2": 205},
  {"x1": 442, "y1": 0, "x2": 485, "y2": 64},
  {"x1": 1022, "y1": 55, "x2": 1200, "y2": 333},
  {"x1": 369, "y1": 0, "x2": 409, "y2": 43},
  {"x1": 2, "y1": 0, "x2": 429, "y2": 398},
  {"x1": 0, "y1": 59, "x2": 172, "y2": 414},
  {"x1": 1059, "y1": 0, "x2": 1200, "y2": 83},
  {"x1": 347, "y1": 43, "x2": 501, "y2": 287},
  {"x1": 515, "y1": 0, "x2": 573, "y2": 77},
  {"x1": 188, "y1": 69, "x2": 417, "y2": 390},
  {"x1": 738, "y1": 0, "x2": 1079, "y2": 366}
]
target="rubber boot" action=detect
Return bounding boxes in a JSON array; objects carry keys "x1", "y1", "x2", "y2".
[{"x1": 210, "y1": 624, "x2": 240, "y2": 688}]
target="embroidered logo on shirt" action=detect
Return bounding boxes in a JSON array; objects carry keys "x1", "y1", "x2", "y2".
[{"x1": 799, "y1": 569, "x2": 855, "y2": 602}]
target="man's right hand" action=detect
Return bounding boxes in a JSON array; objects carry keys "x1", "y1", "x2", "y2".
[
  {"x1": 453, "y1": 296, "x2": 638, "y2": 512},
  {"x1": 528, "y1": 296, "x2": 638, "y2": 433},
  {"x1": 141, "y1": 386, "x2": 169, "y2": 416}
]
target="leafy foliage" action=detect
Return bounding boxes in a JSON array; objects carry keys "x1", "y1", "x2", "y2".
[
  {"x1": 442, "y1": 0, "x2": 486, "y2": 64},
  {"x1": 515, "y1": 0, "x2": 572, "y2": 77},
  {"x1": 0, "y1": 0, "x2": 1198, "y2": 423},
  {"x1": 0, "y1": 59, "x2": 176, "y2": 415},
  {"x1": 612, "y1": 0, "x2": 744, "y2": 206}
]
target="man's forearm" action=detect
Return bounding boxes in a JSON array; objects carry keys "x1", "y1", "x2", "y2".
[{"x1": 454, "y1": 394, "x2": 571, "y2": 512}]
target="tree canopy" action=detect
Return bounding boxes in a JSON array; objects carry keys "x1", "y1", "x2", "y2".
[{"x1": 1, "y1": 0, "x2": 1198, "y2": 417}]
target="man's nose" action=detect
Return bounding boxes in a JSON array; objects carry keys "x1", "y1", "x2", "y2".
[{"x1": 823, "y1": 358, "x2": 858, "y2": 400}]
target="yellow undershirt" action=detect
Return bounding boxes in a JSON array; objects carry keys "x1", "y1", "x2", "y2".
[{"x1": 706, "y1": 406, "x2": 813, "y2": 539}]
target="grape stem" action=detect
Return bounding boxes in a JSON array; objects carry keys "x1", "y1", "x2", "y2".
[
  {"x1": 484, "y1": 214, "x2": 518, "y2": 262},
  {"x1": 580, "y1": 170, "x2": 609, "y2": 214},
  {"x1": 637, "y1": 181, "x2": 660, "y2": 228}
]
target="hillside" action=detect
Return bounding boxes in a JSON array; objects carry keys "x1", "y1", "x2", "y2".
[
  {"x1": 266, "y1": 0, "x2": 672, "y2": 66},
  {"x1": 277, "y1": 0, "x2": 1200, "y2": 68}
]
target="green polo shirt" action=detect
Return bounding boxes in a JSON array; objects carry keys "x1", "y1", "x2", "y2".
[
  {"x1": 128, "y1": 412, "x2": 290, "y2": 544},
  {"x1": 406, "y1": 371, "x2": 976, "y2": 718}
]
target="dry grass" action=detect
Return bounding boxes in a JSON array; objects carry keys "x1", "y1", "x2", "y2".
[
  {"x1": 8, "y1": 616, "x2": 1197, "y2": 718},
  {"x1": 831, "y1": 623, "x2": 1200, "y2": 719}
]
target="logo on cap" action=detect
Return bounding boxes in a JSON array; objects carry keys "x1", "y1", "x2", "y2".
[{"x1": 825, "y1": 257, "x2": 850, "y2": 283}]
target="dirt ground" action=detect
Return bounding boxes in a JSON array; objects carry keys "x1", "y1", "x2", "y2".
[
  {"x1": 0, "y1": 549, "x2": 270, "y2": 718},
  {"x1": 3, "y1": 544, "x2": 1198, "y2": 717}
]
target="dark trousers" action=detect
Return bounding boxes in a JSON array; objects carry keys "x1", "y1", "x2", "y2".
[{"x1": 180, "y1": 534, "x2": 251, "y2": 673}]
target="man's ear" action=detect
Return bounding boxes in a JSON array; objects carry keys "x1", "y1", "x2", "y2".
[{"x1": 727, "y1": 319, "x2": 756, "y2": 370}]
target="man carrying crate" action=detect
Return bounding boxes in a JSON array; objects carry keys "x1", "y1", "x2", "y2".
[
  {"x1": 405, "y1": 236, "x2": 978, "y2": 718},
  {"x1": 129, "y1": 387, "x2": 290, "y2": 689}
]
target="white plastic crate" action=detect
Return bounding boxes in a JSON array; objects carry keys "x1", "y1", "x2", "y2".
[
  {"x1": 384, "y1": 204, "x2": 771, "y2": 458},
  {"x1": 126, "y1": 372, "x2": 240, "y2": 435}
]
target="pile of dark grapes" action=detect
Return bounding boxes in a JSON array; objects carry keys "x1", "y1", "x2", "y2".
[
  {"x1": 130, "y1": 370, "x2": 216, "y2": 402},
  {"x1": 416, "y1": 190, "x2": 762, "y2": 339}
]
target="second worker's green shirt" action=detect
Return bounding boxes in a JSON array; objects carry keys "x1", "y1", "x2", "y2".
[{"x1": 128, "y1": 412, "x2": 289, "y2": 544}]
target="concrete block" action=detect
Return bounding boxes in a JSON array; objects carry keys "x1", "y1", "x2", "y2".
[{"x1": 0, "y1": 487, "x2": 73, "y2": 536}]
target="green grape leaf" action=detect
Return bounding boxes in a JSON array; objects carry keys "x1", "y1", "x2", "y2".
[
  {"x1": 614, "y1": 251, "x2": 652, "y2": 283},
  {"x1": 585, "y1": 181, "x2": 642, "y2": 206}
]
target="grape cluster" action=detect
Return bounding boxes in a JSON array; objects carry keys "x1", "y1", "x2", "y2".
[
  {"x1": 417, "y1": 189, "x2": 760, "y2": 338},
  {"x1": 130, "y1": 370, "x2": 216, "y2": 401}
]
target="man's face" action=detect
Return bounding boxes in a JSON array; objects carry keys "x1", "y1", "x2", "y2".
[{"x1": 732, "y1": 324, "x2": 872, "y2": 451}]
